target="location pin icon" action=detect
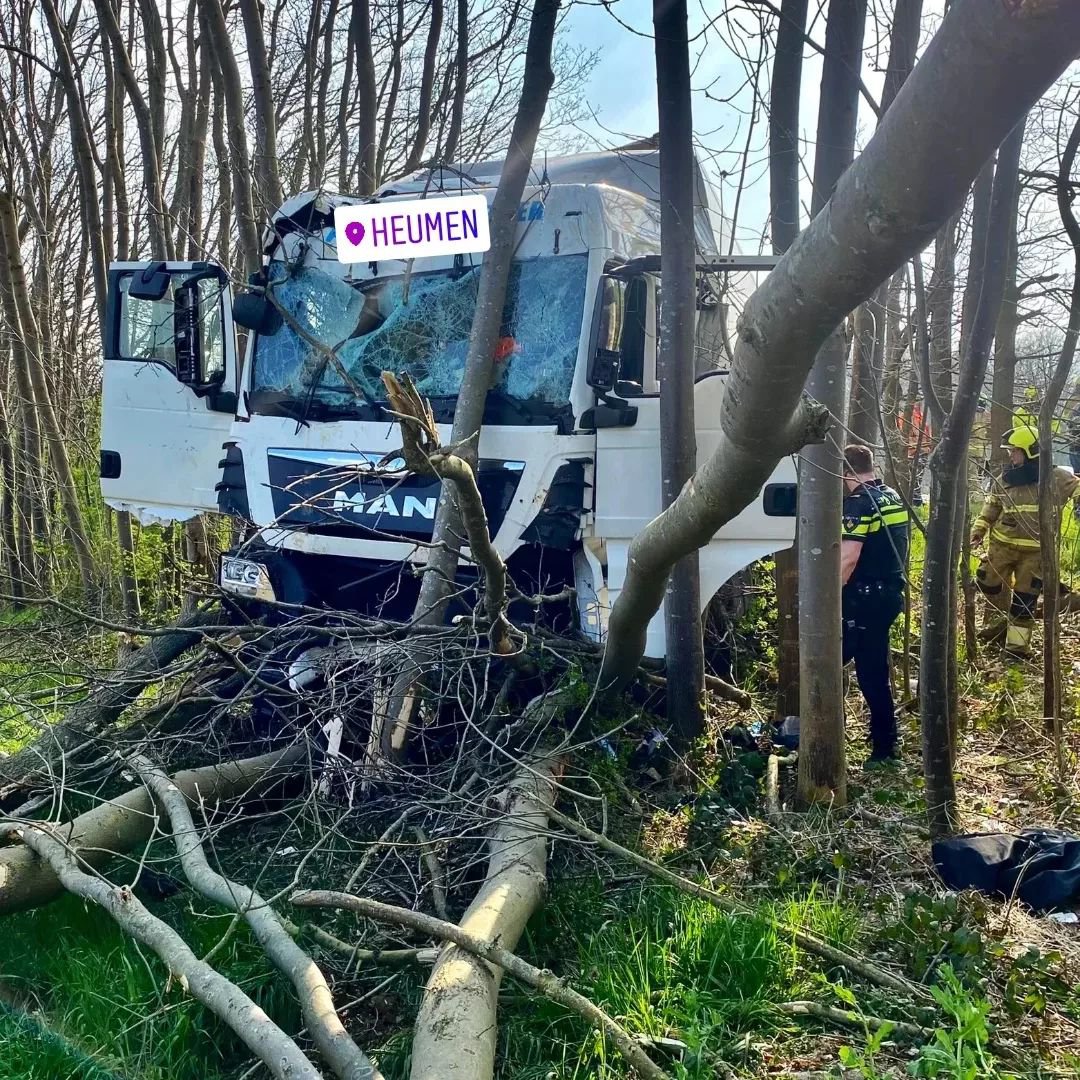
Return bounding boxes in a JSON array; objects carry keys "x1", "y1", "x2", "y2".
[{"x1": 345, "y1": 221, "x2": 365, "y2": 246}]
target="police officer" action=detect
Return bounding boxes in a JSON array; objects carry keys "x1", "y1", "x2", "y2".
[
  {"x1": 971, "y1": 426, "x2": 1079, "y2": 656},
  {"x1": 841, "y1": 444, "x2": 911, "y2": 763}
]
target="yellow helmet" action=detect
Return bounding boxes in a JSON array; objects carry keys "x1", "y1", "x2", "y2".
[
  {"x1": 1024, "y1": 386, "x2": 1038, "y2": 402},
  {"x1": 1002, "y1": 425, "x2": 1039, "y2": 460}
]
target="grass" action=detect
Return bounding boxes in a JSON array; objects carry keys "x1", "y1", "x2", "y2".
[{"x1": 0, "y1": 892, "x2": 302, "y2": 1080}]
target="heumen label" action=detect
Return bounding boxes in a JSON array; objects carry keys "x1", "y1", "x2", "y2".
[{"x1": 334, "y1": 194, "x2": 491, "y2": 263}]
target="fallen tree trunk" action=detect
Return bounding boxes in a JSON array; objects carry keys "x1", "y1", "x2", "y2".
[
  {"x1": 0, "y1": 745, "x2": 305, "y2": 915},
  {"x1": 0, "y1": 608, "x2": 221, "y2": 798},
  {"x1": 408, "y1": 758, "x2": 561, "y2": 1080},
  {"x1": 132, "y1": 754, "x2": 381, "y2": 1080},
  {"x1": 17, "y1": 822, "x2": 321, "y2": 1080},
  {"x1": 292, "y1": 891, "x2": 669, "y2": 1080}
]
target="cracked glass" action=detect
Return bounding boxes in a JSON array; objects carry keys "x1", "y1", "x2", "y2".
[{"x1": 250, "y1": 254, "x2": 588, "y2": 414}]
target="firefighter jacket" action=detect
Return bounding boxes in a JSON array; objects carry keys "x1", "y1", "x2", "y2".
[{"x1": 975, "y1": 462, "x2": 1079, "y2": 550}]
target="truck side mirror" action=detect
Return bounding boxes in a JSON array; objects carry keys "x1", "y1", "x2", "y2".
[
  {"x1": 127, "y1": 262, "x2": 170, "y2": 301},
  {"x1": 587, "y1": 347, "x2": 620, "y2": 391}
]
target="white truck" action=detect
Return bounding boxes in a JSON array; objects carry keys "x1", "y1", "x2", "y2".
[{"x1": 100, "y1": 148, "x2": 797, "y2": 658}]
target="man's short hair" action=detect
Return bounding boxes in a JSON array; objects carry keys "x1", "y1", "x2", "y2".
[{"x1": 844, "y1": 444, "x2": 875, "y2": 475}]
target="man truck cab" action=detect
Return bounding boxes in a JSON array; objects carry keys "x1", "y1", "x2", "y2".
[{"x1": 101, "y1": 149, "x2": 797, "y2": 658}]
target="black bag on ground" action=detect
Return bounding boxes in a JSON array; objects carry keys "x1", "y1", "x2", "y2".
[{"x1": 932, "y1": 829, "x2": 1080, "y2": 913}]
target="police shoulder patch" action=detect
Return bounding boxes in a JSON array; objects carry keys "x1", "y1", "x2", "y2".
[{"x1": 843, "y1": 515, "x2": 861, "y2": 533}]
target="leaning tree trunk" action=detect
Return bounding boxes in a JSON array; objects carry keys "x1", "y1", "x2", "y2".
[
  {"x1": 654, "y1": 0, "x2": 705, "y2": 744},
  {"x1": 381, "y1": 0, "x2": 561, "y2": 762},
  {"x1": 847, "y1": 0, "x2": 924, "y2": 446},
  {"x1": 598, "y1": 0, "x2": 1080, "y2": 694},
  {"x1": 1040, "y1": 113, "x2": 1080, "y2": 752},
  {"x1": 920, "y1": 118, "x2": 1025, "y2": 837},
  {"x1": 768, "y1": 0, "x2": 809, "y2": 722},
  {"x1": 796, "y1": 0, "x2": 867, "y2": 808},
  {"x1": 238, "y1": 0, "x2": 285, "y2": 213}
]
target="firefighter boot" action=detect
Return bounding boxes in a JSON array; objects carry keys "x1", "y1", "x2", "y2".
[
  {"x1": 978, "y1": 617, "x2": 1008, "y2": 646},
  {"x1": 1004, "y1": 620, "x2": 1034, "y2": 658}
]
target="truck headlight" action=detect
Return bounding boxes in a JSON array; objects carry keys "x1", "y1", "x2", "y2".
[{"x1": 220, "y1": 555, "x2": 276, "y2": 602}]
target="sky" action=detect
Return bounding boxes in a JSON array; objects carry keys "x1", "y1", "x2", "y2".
[{"x1": 558, "y1": 0, "x2": 948, "y2": 253}]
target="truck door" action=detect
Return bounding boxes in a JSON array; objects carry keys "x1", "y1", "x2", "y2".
[{"x1": 101, "y1": 261, "x2": 238, "y2": 523}]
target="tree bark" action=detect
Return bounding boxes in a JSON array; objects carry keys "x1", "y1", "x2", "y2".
[
  {"x1": 199, "y1": 0, "x2": 261, "y2": 274},
  {"x1": 13, "y1": 816, "x2": 319, "y2": 1080},
  {"x1": 349, "y1": 0, "x2": 378, "y2": 193},
  {"x1": 769, "y1": 0, "x2": 809, "y2": 722},
  {"x1": 920, "y1": 119, "x2": 1025, "y2": 837},
  {"x1": 598, "y1": 0, "x2": 1080, "y2": 693},
  {"x1": 407, "y1": 759, "x2": 561, "y2": 1080},
  {"x1": 403, "y1": 0, "x2": 445, "y2": 173},
  {"x1": 0, "y1": 746, "x2": 304, "y2": 916},
  {"x1": 796, "y1": 0, "x2": 867, "y2": 808},
  {"x1": 238, "y1": 0, "x2": 285, "y2": 212},
  {"x1": 0, "y1": 193, "x2": 95, "y2": 597},
  {"x1": 133, "y1": 755, "x2": 381, "y2": 1080},
  {"x1": 442, "y1": 0, "x2": 469, "y2": 163},
  {"x1": 654, "y1": 0, "x2": 705, "y2": 743},
  {"x1": 1040, "y1": 113, "x2": 1080, "y2": 749}
]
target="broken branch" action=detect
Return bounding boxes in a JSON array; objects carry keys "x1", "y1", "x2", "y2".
[{"x1": 291, "y1": 891, "x2": 671, "y2": 1080}]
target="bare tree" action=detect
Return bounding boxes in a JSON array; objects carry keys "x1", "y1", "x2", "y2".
[
  {"x1": 797, "y1": 0, "x2": 867, "y2": 808},
  {"x1": 920, "y1": 119, "x2": 1026, "y2": 836},
  {"x1": 654, "y1": 0, "x2": 705, "y2": 742},
  {"x1": 768, "y1": 0, "x2": 808, "y2": 723}
]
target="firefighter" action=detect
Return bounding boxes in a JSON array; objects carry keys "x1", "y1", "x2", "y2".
[
  {"x1": 841, "y1": 444, "x2": 911, "y2": 763},
  {"x1": 970, "y1": 426, "x2": 1080, "y2": 656}
]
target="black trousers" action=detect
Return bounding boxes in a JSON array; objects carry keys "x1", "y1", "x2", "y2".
[{"x1": 842, "y1": 582, "x2": 903, "y2": 756}]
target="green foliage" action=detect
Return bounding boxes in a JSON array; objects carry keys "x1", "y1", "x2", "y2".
[
  {"x1": 0, "y1": 893, "x2": 303, "y2": 1080},
  {"x1": 486, "y1": 881, "x2": 798, "y2": 1079},
  {"x1": 909, "y1": 966, "x2": 1000, "y2": 1079},
  {"x1": 877, "y1": 893, "x2": 989, "y2": 984}
]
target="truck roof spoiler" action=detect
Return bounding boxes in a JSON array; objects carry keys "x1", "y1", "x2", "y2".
[{"x1": 605, "y1": 254, "x2": 780, "y2": 277}]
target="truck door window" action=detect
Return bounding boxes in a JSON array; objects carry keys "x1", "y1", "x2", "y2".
[
  {"x1": 620, "y1": 277, "x2": 647, "y2": 385},
  {"x1": 117, "y1": 272, "x2": 227, "y2": 383},
  {"x1": 119, "y1": 275, "x2": 177, "y2": 369},
  {"x1": 596, "y1": 276, "x2": 646, "y2": 386}
]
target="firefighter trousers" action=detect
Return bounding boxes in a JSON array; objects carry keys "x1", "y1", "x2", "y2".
[{"x1": 975, "y1": 539, "x2": 1042, "y2": 653}]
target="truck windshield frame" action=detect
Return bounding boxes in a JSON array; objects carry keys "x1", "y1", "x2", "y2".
[{"x1": 247, "y1": 254, "x2": 588, "y2": 426}]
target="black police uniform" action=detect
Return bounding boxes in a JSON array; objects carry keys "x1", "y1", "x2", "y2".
[{"x1": 841, "y1": 479, "x2": 910, "y2": 760}]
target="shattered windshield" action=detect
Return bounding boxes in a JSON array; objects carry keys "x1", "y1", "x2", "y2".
[{"x1": 251, "y1": 254, "x2": 588, "y2": 415}]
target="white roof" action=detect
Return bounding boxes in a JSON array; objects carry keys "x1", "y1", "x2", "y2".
[{"x1": 379, "y1": 148, "x2": 723, "y2": 257}]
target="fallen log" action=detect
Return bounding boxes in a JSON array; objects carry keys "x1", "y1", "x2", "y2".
[
  {"x1": 292, "y1": 891, "x2": 670, "y2": 1080},
  {"x1": 17, "y1": 821, "x2": 322, "y2": 1080},
  {"x1": 0, "y1": 608, "x2": 222, "y2": 799},
  {"x1": 410, "y1": 757, "x2": 561, "y2": 1080},
  {"x1": 0, "y1": 745, "x2": 305, "y2": 915},
  {"x1": 131, "y1": 754, "x2": 381, "y2": 1080}
]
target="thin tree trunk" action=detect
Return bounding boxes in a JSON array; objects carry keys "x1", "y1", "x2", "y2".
[
  {"x1": 442, "y1": 0, "x2": 468, "y2": 163},
  {"x1": 920, "y1": 119, "x2": 1025, "y2": 836},
  {"x1": 1040, "y1": 114, "x2": 1080, "y2": 758},
  {"x1": 239, "y1": 0, "x2": 285, "y2": 211},
  {"x1": 383, "y1": 0, "x2": 561, "y2": 761},
  {"x1": 768, "y1": 0, "x2": 808, "y2": 723},
  {"x1": 653, "y1": 0, "x2": 704, "y2": 743},
  {"x1": 797, "y1": 0, "x2": 867, "y2": 808},
  {"x1": 991, "y1": 205, "x2": 1021, "y2": 468},
  {"x1": 93, "y1": 0, "x2": 173, "y2": 260},
  {"x1": 403, "y1": 0, "x2": 445, "y2": 173},
  {"x1": 350, "y1": 0, "x2": 378, "y2": 193},
  {"x1": 0, "y1": 193, "x2": 95, "y2": 597},
  {"x1": 200, "y1": 0, "x2": 261, "y2": 274}
]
